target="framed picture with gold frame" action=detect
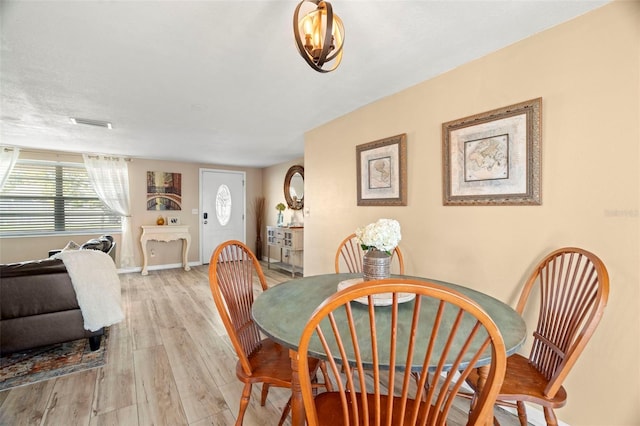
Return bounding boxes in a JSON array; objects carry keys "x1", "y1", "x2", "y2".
[
  {"x1": 442, "y1": 98, "x2": 542, "y2": 206},
  {"x1": 356, "y1": 134, "x2": 407, "y2": 206}
]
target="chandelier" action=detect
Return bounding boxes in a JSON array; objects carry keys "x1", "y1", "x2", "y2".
[{"x1": 293, "y1": 0, "x2": 345, "y2": 73}]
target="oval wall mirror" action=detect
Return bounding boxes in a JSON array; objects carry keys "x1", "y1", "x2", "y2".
[{"x1": 284, "y1": 165, "x2": 304, "y2": 210}]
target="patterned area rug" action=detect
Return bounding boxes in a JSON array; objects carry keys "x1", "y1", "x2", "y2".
[{"x1": 0, "y1": 329, "x2": 109, "y2": 391}]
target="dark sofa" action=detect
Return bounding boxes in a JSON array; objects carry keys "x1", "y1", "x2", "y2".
[{"x1": 0, "y1": 237, "x2": 116, "y2": 355}]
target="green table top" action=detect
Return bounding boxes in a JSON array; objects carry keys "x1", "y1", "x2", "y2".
[{"x1": 252, "y1": 273, "x2": 526, "y2": 371}]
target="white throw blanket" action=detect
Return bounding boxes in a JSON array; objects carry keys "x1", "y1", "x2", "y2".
[{"x1": 53, "y1": 250, "x2": 125, "y2": 332}]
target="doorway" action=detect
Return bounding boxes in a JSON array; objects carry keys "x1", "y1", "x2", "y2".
[{"x1": 200, "y1": 169, "x2": 245, "y2": 264}]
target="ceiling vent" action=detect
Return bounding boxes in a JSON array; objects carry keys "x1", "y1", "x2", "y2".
[{"x1": 69, "y1": 117, "x2": 113, "y2": 129}]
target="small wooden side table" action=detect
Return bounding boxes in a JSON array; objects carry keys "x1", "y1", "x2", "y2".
[{"x1": 140, "y1": 225, "x2": 191, "y2": 275}]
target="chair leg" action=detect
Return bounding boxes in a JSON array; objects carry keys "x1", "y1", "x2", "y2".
[
  {"x1": 516, "y1": 401, "x2": 528, "y2": 426},
  {"x1": 468, "y1": 391, "x2": 478, "y2": 418},
  {"x1": 236, "y1": 383, "x2": 252, "y2": 426},
  {"x1": 277, "y1": 397, "x2": 292, "y2": 426},
  {"x1": 261, "y1": 383, "x2": 270, "y2": 406},
  {"x1": 411, "y1": 371, "x2": 434, "y2": 402},
  {"x1": 543, "y1": 406, "x2": 559, "y2": 426},
  {"x1": 411, "y1": 371, "x2": 420, "y2": 388},
  {"x1": 319, "y1": 361, "x2": 333, "y2": 392}
]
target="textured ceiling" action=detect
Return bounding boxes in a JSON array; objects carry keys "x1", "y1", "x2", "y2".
[{"x1": 0, "y1": 1, "x2": 610, "y2": 167}]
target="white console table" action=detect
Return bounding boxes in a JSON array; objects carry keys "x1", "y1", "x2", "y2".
[
  {"x1": 267, "y1": 226, "x2": 303, "y2": 277},
  {"x1": 140, "y1": 225, "x2": 191, "y2": 275}
]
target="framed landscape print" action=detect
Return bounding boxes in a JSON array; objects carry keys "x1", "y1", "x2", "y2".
[
  {"x1": 356, "y1": 134, "x2": 407, "y2": 206},
  {"x1": 442, "y1": 98, "x2": 542, "y2": 206}
]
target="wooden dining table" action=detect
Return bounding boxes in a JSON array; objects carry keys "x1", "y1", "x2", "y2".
[{"x1": 252, "y1": 273, "x2": 526, "y2": 426}]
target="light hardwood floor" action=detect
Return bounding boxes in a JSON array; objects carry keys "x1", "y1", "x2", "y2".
[{"x1": 0, "y1": 264, "x2": 523, "y2": 426}]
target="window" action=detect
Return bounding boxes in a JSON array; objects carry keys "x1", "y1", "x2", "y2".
[
  {"x1": 0, "y1": 160, "x2": 121, "y2": 236},
  {"x1": 215, "y1": 184, "x2": 232, "y2": 226}
]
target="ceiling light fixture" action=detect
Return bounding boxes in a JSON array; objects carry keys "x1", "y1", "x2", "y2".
[
  {"x1": 69, "y1": 117, "x2": 113, "y2": 129},
  {"x1": 293, "y1": 0, "x2": 344, "y2": 73}
]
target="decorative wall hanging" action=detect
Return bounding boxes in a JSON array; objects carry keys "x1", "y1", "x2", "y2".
[
  {"x1": 356, "y1": 134, "x2": 407, "y2": 206},
  {"x1": 284, "y1": 165, "x2": 304, "y2": 210},
  {"x1": 146, "y1": 171, "x2": 182, "y2": 210},
  {"x1": 442, "y1": 98, "x2": 541, "y2": 206}
]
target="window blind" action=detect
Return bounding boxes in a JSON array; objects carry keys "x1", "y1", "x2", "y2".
[{"x1": 0, "y1": 160, "x2": 121, "y2": 236}]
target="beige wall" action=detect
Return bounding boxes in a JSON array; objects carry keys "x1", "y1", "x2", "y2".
[
  {"x1": 128, "y1": 158, "x2": 263, "y2": 269},
  {"x1": 0, "y1": 152, "x2": 263, "y2": 269},
  {"x1": 262, "y1": 157, "x2": 304, "y2": 265},
  {"x1": 304, "y1": 2, "x2": 639, "y2": 425},
  {"x1": 263, "y1": 157, "x2": 305, "y2": 229}
]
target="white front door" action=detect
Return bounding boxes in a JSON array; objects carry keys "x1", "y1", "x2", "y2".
[{"x1": 200, "y1": 169, "x2": 245, "y2": 264}]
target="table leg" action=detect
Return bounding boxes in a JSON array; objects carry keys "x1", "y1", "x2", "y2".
[
  {"x1": 289, "y1": 348, "x2": 305, "y2": 426},
  {"x1": 182, "y1": 236, "x2": 191, "y2": 271},
  {"x1": 141, "y1": 238, "x2": 149, "y2": 275},
  {"x1": 476, "y1": 365, "x2": 493, "y2": 426},
  {"x1": 289, "y1": 249, "x2": 295, "y2": 278}
]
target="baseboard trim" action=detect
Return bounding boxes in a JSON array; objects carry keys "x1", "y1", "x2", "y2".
[{"x1": 116, "y1": 261, "x2": 201, "y2": 275}]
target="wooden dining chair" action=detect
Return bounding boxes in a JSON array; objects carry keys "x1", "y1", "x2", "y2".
[
  {"x1": 297, "y1": 278, "x2": 507, "y2": 426},
  {"x1": 334, "y1": 233, "x2": 405, "y2": 274},
  {"x1": 466, "y1": 247, "x2": 610, "y2": 426},
  {"x1": 208, "y1": 240, "x2": 330, "y2": 426}
]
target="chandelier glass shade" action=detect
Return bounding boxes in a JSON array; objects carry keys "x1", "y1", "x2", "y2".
[{"x1": 293, "y1": 0, "x2": 344, "y2": 73}]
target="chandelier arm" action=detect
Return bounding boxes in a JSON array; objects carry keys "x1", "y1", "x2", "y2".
[
  {"x1": 314, "y1": 1, "x2": 334, "y2": 68},
  {"x1": 324, "y1": 14, "x2": 344, "y2": 62},
  {"x1": 293, "y1": 0, "x2": 343, "y2": 73},
  {"x1": 293, "y1": 1, "x2": 322, "y2": 71}
]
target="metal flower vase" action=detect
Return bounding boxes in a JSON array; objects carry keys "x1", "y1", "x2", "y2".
[{"x1": 363, "y1": 248, "x2": 391, "y2": 281}]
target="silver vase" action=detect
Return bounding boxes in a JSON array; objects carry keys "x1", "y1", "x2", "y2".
[{"x1": 363, "y1": 248, "x2": 391, "y2": 281}]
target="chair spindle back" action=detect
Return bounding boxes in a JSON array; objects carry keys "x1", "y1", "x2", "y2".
[
  {"x1": 298, "y1": 279, "x2": 506, "y2": 426},
  {"x1": 209, "y1": 240, "x2": 268, "y2": 375},
  {"x1": 517, "y1": 247, "x2": 609, "y2": 397},
  {"x1": 335, "y1": 233, "x2": 405, "y2": 275}
]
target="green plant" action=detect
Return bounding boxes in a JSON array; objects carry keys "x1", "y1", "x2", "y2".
[{"x1": 275, "y1": 202, "x2": 286, "y2": 212}]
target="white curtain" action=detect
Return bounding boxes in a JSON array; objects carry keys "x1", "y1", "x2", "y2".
[
  {"x1": 0, "y1": 147, "x2": 20, "y2": 190},
  {"x1": 83, "y1": 154, "x2": 134, "y2": 268}
]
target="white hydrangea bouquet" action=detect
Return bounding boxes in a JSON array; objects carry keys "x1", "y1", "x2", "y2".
[{"x1": 355, "y1": 218, "x2": 402, "y2": 255}]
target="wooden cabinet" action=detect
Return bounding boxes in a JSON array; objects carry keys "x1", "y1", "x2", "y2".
[{"x1": 267, "y1": 226, "x2": 303, "y2": 277}]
